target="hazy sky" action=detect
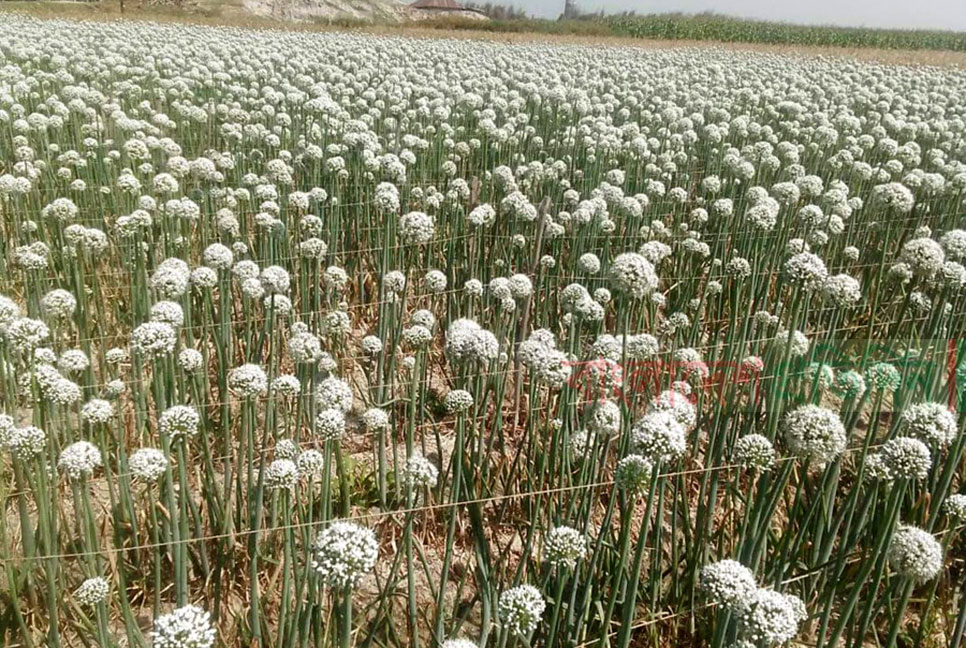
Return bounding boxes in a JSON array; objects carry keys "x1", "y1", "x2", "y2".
[{"x1": 504, "y1": 0, "x2": 966, "y2": 32}]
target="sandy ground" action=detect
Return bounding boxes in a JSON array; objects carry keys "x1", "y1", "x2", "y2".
[{"x1": 2, "y1": 0, "x2": 965, "y2": 68}]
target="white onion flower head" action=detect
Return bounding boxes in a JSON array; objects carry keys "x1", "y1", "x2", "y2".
[
  {"x1": 888, "y1": 262, "x2": 914, "y2": 285},
  {"x1": 399, "y1": 211, "x2": 435, "y2": 245},
  {"x1": 866, "y1": 362, "x2": 902, "y2": 392},
  {"x1": 509, "y1": 274, "x2": 533, "y2": 299},
  {"x1": 594, "y1": 287, "x2": 612, "y2": 303},
  {"x1": 626, "y1": 333, "x2": 660, "y2": 359},
  {"x1": 863, "y1": 454, "x2": 892, "y2": 482},
  {"x1": 871, "y1": 182, "x2": 915, "y2": 212},
  {"x1": 877, "y1": 437, "x2": 932, "y2": 480},
  {"x1": 900, "y1": 238, "x2": 945, "y2": 279},
  {"x1": 152, "y1": 605, "x2": 216, "y2": 648},
  {"x1": 782, "y1": 405, "x2": 846, "y2": 466},
  {"x1": 518, "y1": 333, "x2": 571, "y2": 388},
  {"x1": 587, "y1": 399, "x2": 622, "y2": 436},
  {"x1": 899, "y1": 402, "x2": 958, "y2": 448},
  {"x1": 6, "y1": 316, "x2": 51, "y2": 353},
  {"x1": 131, "y1": 321, "x2": 176, "y2": 357},
  {"x1": 649, "y1": 390, "x2": 697, "y2": 431},
  {"x1": 632, "y1": 411, "x2": 687, "y2": 463},
  {"x1": 468, "y1": 203, "x2": 496, "y2": 227},
  {"x1": 424, "y1": 270, "x2": 448, "y2": 293},
  {"x1": 835, "y1": 370, "x2": 866, "y2": 399},
  {"x1": 129, "y1": 448, "x2": 168, "y2": 483},
  {"x1": 610, "y1": 252, "x2": 658, "y2": 299},
  {"x1": 74, "y1": 577, "x2": 109, "y2": 607},
  {"x1": 58, "y1": 349, "x2": 90, "y2": 374},
  {"x1": 315, "y1": 376, "x2": 353, "y2": 412},
  {"x1": 888, "y1": 525, "x2": 944, "y2": 583},
  {"x1": 150, "y1": 301, "x2": 185, "y2": 328},
  {"x1": 411, "y1": 309, "x2": 437, "y2": 330},
  {"x1": 822, "y1": 274, "x2": 862, "y2": 307},
  {"x1": 297, "y1": 449, "x2": 325, "y2": 477},
  {"x1": 700, "y1": 559, "x2": 757, "y2": 612},
  {"x1": 737, "y1": 589, "x2": 806, "y2": 645},
  {"x1": 783, "y1": 252, "x2": 828, "y2": 290},
  {"x1": 311, "y1": 521, "x2": 378, "y2": 590},
  {"x1": 445, "y1": 318, "x2": 499, "y2": 365},
  {"x1": 383, "y1": 270, "x2": 407, "y2": 295},
  {"x1": 445, "y1": 389, "x2": 474, "y2": 413},
  {"x1": 41, "y1": 289, "x2": 77, "y2": 320},
  {"x1": 265, "y1": 294, "x2": 293, "y2": 317},
  {"x1": 744, "y1": 200, "x2": 779, "y2": 231},
  {"x1": 772, "y1": 328, "x2": 810, "y2": 358},
  {"x1": 202, "y1": 243, "x2": 233, "y2": 270},
  {"x1": 498, "y1": 584, "x2": 545, "y2": 636},
  {"x1": 0, "y1": 414, "x2": 13, "y2": 446},
  {"x1": 58, "y1": 441, "x2": 102, "y2": 480},
  {"x1": 274, "y1": 439, "x2": 299, "y2": 461},
  {"x1": 500, "y1": 191, "x2": 538, "y2": 222},
  {"x1": 81, "y1": 399, "x2": 114, "y2": 425},
  {"x1": 0, "y1": 295, "x2": 22, "y2": 333},
  {"x1": 190, "y1": 267, "x2": 218, "y2": 290},
  {"x1": 7, "y1": 426, "x2": 47, "y2": 461},
  {"x1": 151, "y1": 258, "x2": 190, "y2": 299},
  {"x1": 942, "y1": 261, "x2": 966, "y2": 292},
  {"x1": 361, "y1": 335, "x2": 384, "y2": 355},
  {"x1": 272, "y1": 375, "x2": 301, "y2": 397},
  {"x1": 402, "y1": 324, "x2": 433, "y2": 348},
  {"x1": 943, "y1": 494, "x2": 966, "y2": 523},
  {"x1": 362, "y1": 408, "x2": 390, "y2": 432},
  {"x1": 241, "y1": 278, "x2": 265, "y2": 300},
  {"x1": 325, "y1": 266, "x2": 349, "y2": 290},
  {"x1": 569, "y1": 429, "x2": 593, "y2": 457},
  {"x1": 578, "y1": 253, "x2": 601, "y2": 274},
  {"x1": 159, "y1": 405, "x2": 200, "y2": 440},
  {"x1": 35, "y1": 348, "x2": 58, "y2": 366},
  {"x1": 260, "y1": 265, "x2": 290, "y2": 294},
  {"x1": 673, "y1": 346, "x2": 710, "y2": 382},
  {"x1": 322, "y1": 309, "x2": 350, "y2": 337},
  {"x1": 228, "y1": 364, "x2": 268, "y2": 398},
  {"x1": 300, "y1": 238, "x2": 328, "y2": 259},
  {"x1": 640, "y1": 241, "x2": 672, "y2": 264},
  {"x1": 288, "y1": 331, "x2": 323, "y2": 364},
  {"x1": 543, "y1": 525, "x2": 588, "y2": 569},
  {"x1": 441, "y1": 640, "x2": 477, "y2": 648},
  {"x1": 733, "y1": 434, "x2": 776, "y2": 470},
  {"x1": 725, "y1": 257, "x2": 752, "y2": 280},
  {"x1": 939, "y1": 229, "x2": 966, "y2": 261},
  {"x1": 48, "y1": 378, "x2": 82, "y2": 406},
  {"x1": 315, "y1": 409, "x2": 346, "y2": 441},
  {"x1": 463, "y1": 278, "x2": 484, "y2": 298},
  {"x1": 805, "y1": 362, "x2": 836, "y2": 389},
  {"x1": 615, "y1": 454, "x2": 653, "y2": 492},
  {"x1": 404, "y1": 454, "x2": 438, "y2": 489},
  {"x1": 178, "y1": 349, "x2": 204, "y2": 373},
  {"x1": 374, "y1": 182, "x2": 400, "y2": 214},
  {"x1": 265, "y1": 459, "x2": 299, "y2": 491}
]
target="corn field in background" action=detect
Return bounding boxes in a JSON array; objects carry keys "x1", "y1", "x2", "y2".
[
  {"x1": 0, "y1": 14, "x2": 965, "y2": 648},
  {"x1": 601, "y1": 13, "x2": 966, "y2": 52}
]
